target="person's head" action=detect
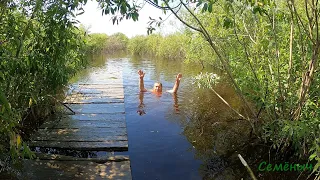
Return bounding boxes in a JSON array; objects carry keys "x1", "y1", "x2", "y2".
[{"x1": 153, "y1": 82, "x2": 163, "y2": 92}]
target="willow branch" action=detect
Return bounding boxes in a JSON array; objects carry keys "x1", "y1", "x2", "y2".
[
  {"x1": 163, "y1": 1, "x2": 202, "y2": 33},
  {"x1": 290, "y1": 0, "x2": 315, "y2": 45}
]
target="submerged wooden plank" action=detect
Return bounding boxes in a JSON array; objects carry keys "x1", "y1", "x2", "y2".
[
  {"x1": 31, "y1": 128, "x2": 127, "y2": 141},
  {"x1": 78, "y1": 79, "x2": 123, "y2": 85},
  {"x1": 67, "y1": 104, "x2": 125, "y2": 114},
  {"x1": 29, "y1": 140, "x2": 128, "y2": 151},
  {"x1": 77, "y1": 83, "x2": 124, "y2": 86},
  {"x1": 34, "y1": 153, "x2": 130, "y2": 162},
  {"x1": 65, "y1": 92, "x2": 124, "y2": 98},
  {"x1": 69, "y1": 87, "x2": 124, "y2": 94},
  {"x1": 40, "y1": 120, "x2": 126, "y2": 129},
  {"x1": 64, "y1": 97, "x2": 124, "y2": 104},
  {"x1": 23, "y1": 158, "x2": 132, "y2": 179},
  {"x1": 66, "y1": 113, "x2": 125, "y2": 121},
  {"x1": 76, "y1": 84, "x2": 124, "y2": 89}
]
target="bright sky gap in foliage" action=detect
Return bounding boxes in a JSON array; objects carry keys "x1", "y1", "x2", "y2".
[{"x1": 76, "y1": 0, "x2": 183, "y2": 37}]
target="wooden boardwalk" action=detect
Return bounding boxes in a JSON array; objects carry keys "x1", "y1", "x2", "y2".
[{"x1": 25, "y1": 59, "x2": 132, "y2": 179}]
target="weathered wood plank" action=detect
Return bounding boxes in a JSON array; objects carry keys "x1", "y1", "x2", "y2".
[
  {"x1": 22, "y1": 159, "x2": 132, "y2": 179},
  {"x1": 67, "y1": 104, "x2": 125, "y2": 114},
  {"x1": 65, "y1": 92, "x2": 124, "y2": 98},
  {"x1": 41, "y1": 114, "x2": 125, "y2": 128},
  {"x1": 40, "y1": 120, "x2": 126, "y2": 129},
  {"x1": 36, "y1": 127, "x2": 127, "y2": 135},
  {"x1": 29, "y1": 140, "x2": 128, "y2": 151},
  {"x1": 54, "y1": 113, "x2": 126, "y2": 121},
  {"x1": 76, "y1": 84, "x2": 124, "y2": 89},
  {"x1": 31, "y1": 128, "x2": 127, "y2": 141},
  {"x1": 34, "y1": 153, "x2": 130, "y2": 162},
  {"x1": 64, "y1": 97, "x2": 124, "y2": 104},
  {"x1": 78, "y1": 79, "x2": 123, "y2": 85},
  {"x1": 69, "y1": 87, "x2": 124, "y2": 94},
  {"x1": 78, "y1": 83, "x2": 124, "y2": 86}
]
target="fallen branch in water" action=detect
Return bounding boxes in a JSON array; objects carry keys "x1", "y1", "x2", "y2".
[{"x1": 238, "y1": 154, "x2": 257, "y2": 180}]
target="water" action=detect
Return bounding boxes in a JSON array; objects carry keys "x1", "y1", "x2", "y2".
[
  {"x1": 122, "y1": 58, "x2": 203, "y2": 180},
  {"x1": 68, "y1": 54, "x2": 255, "y2": 179}
]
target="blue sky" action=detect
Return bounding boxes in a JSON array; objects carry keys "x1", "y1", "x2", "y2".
[{"x1": 76, "y1": 1, "x2": 182, "y2": 37}]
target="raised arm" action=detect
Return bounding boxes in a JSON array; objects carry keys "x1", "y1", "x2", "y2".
[
  {"x1": 171, "y1": 73, "x2": 182, "y2": 93},
  {"x1": 138, "y1": 70, "x2": 147, "y2": 92}
]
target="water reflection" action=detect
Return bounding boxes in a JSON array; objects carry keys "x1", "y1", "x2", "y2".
[
  {"x1": 121, "y1": 55, "x2": 255, "y2": 179},
  {"x1": 137, "y1": 92, "x2": 180, "y2": 116},
  {"x1": 67, "y1": 54, "x2": 254, "y2": 180}
]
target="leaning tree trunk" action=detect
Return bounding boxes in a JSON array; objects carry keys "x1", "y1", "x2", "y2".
[
  {"x1": 289, "y1": 0, "x2": 320, "y2": 120},
  {"x1": 293, "y1": 43, "x2": 319, "y2": 120}
]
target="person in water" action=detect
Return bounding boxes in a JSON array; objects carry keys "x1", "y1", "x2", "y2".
[
  {"x1": 138, "y1": 70, "x2": 182, "y2": 93},
  {"x1": 137, "y1": 70, "x2": 182, "y2": 115}
]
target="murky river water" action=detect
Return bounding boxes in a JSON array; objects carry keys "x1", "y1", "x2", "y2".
[
  {"x1": 65, "y1": 52, "x2": 315, "y2": 180},
  {"x1": 66, "y1": 53, "x2": 260, "y2": 180}
]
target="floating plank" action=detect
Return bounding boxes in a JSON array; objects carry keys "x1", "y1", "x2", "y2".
[
  {"x1": 67, "y1": 104, "x2": 125, "y2": 114},
  {"x1": 40, "y1": 120, "x2": 126, "y2": 129},
  {"x1": 22, "y1": 158, "x2": 132, "y2": 179},
  {"x1": 29, "y1": 140, "x2": 128, "y2": 151},
  {"x1": 34, "y1": 153, "x2": 130, "y2": 162}
]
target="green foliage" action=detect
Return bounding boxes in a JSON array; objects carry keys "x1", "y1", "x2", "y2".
[
  {"x1": 128, "y1": 33, "x2": 187, "y2": 60},
  {"x1": 84, "y1": 33, "x2": 108, "y2": 53},
  {"x1": 0, "y1": 0, "x2": 87, "y2": 174},
  {"x1": 84, "y1": 32, "x2": 129, "y2": 54},
  {"x1": 193, "y1": 72, "x2": 220, "y2": 89},
  {"x1": 127, "y1": 35, "x2": 147, "y2": 56},
  {"x1": 105, "y1": 32, "x2": 129, "y2": 52}
]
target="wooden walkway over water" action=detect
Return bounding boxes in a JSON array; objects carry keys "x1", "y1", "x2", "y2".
[{"x1": 24, "y1": 59, "x2": 132, "y2": 179}]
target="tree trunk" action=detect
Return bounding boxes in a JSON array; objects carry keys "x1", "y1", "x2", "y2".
[{"x1": 293, "y1": 43, "x2": 319, "y2": 120}]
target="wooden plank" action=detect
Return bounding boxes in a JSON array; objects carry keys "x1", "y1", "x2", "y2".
[
  {"x1": 67, "y1": 88, "x2": 124, "y2": 95},
  {"x1": 64, "y1": 97, "x2": 124, "y2": 104},
  {"x1": 34, "y1": 153, "x2": 130, "y2": 162},
  {"x1": 22, "y1": 159, "x2": 132, "y2": 179},
  {"x1": 55, "y1": 113, "x2": 125, "y2": 121},
  {"x1": 68, "y1": 104, "x2": 125, "y2": 114},
  {"x1": 29, "y1": 140, "x2": 128, "y2": 151},
  {"x1": 41, "y1": 114, "x2": 125, "y2": 128},
  {"x1": 31, "y1": 128, "x2": 127, "y2": 141},
  {"x1": 36, "y1": 127, "x2": 127, "y2": 135},
  {"x1": 40, "y1": 120, "x2": 126, "y2": 129},
  {"x1": 64, "y1": 94, "x2": 124, "y2": 102},
  {"x1": 66, "y1": 92, "x2": 124, "y2": 98},
  {"x1": 78, "y1": 83, "x2": 124, "y2": 87},
  {"x1": 77, "y1": 80, "x2": 123, "y2": 85},
  {"x1": 76, "y1": 84, "x2": 124, "y2": 89}
]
